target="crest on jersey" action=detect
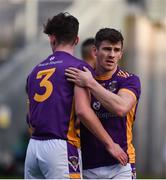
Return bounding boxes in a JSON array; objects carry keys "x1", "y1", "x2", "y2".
[
  {"x1": 108, "y1": 81, "x2": 117, "y2": 92},
  {"x1": 68, "y1": 156, "x2": 79, "y2": 171},
  {"x1": 93, "y1": 101, "x2": 101, "y2": 110}
]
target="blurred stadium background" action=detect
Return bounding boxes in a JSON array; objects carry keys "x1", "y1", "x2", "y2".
[{"x1": 0, "y1": 0, "x2": 165, "y2": 178}]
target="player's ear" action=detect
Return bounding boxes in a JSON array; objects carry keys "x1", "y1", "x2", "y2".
[
  {"x1": 49, "y1": 35, "x2": 56, "y2": 45},
  {"x1": 91, "y1": 46, "x2": 96, "y2": 54},
  {"x1": 94, "y1": 47, "x2": 97, "y2": 56},
  {"x1": 119, "y1": 48, "x2": 123, "y2": 59},
  {"x1": 74, "y1": 36, "x2": 79, "y2": 45}
]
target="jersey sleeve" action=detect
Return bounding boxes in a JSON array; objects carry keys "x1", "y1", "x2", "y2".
[{"x1": 119, "y1": 75, "x2": 141, "y2": 100}]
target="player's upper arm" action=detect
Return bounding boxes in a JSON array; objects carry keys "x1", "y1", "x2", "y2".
[
  {"x1": 74, "y1": 85, "x2": 91, "y2": 118},
  {"x1": 118, "y1": 89, "x2": 137, "y2": 115},
  {"x1": 117, "y1": 74, "x2": 141, "y2": 116}
]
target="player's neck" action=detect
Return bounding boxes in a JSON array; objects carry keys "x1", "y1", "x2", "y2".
[
  {"x1": 53, "y1": 44, "x2": 75, "y2": 55},
  {"x1": 95, "y1": 66, "x2": 118, "y2": 78},
  {"x1": 85, "y1": 59, "x2": 96, "y2": 69}
]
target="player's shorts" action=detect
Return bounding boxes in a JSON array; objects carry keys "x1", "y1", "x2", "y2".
[
  {"x1": 24, "y1": 138, "x2": 82, "y2": 179},
  {"x1": 83, "y1": 163, "x2": 136, "y2": 179}
]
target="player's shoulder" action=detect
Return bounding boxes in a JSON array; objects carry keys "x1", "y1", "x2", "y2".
[
  {"x1": 73, "y1": 56, "x2": 93, "y2": 70},
  {"x1": 117, "y1": 68, "x2": 139, "y2": 80},
  {"x1": 28, "y1": 55, "x2": 49, "y2": 77},
  {"x1": 71, "y1": 56, "x2": 85, "y2": 65}
]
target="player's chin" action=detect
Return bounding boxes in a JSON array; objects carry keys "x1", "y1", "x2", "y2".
[{"x1": 104, "y1": 65, "x2": 115, "y2": 71}]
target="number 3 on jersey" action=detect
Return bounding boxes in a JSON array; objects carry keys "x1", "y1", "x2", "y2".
[{"x1": 34, "y1": 68, "x2": 56, "y2": 102}]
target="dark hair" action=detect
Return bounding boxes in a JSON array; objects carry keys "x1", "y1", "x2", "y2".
[
  {"x1": 44, "y1": 12, "x2": 79, "y2": 44},
  {"x1": 81, "y1": 38, "x2": 95, "y2": 59},
  {"x1": 95, "y1": 28, "x2": 124, "y2": 48}
]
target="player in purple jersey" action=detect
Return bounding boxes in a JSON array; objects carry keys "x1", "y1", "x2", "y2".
[
  {"x1": 65, "y1": 28, "x2": 141, "y2": 179},
  {"x1": 24, "y1": 13, "x2": 128, "y2": 179}
]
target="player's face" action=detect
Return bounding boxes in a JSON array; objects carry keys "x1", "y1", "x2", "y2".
[{"x1": 96, "y1": 40, "x2": 123, "y2": 73}]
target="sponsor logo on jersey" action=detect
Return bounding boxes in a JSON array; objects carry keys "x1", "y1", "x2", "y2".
[
  {"x1": 93, "y1": 101, "x2": 101, "y2": 110},
  {"x1": 38, "y1": 60, "x2": 63, "y2": 67}
]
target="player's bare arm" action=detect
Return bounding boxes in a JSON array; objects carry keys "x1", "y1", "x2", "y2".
[
  {"x1": 66, "y1": 67, "x2": 136, "y2": 117},
  {"x1": 74, "y1": 85, "x2": 128, "y2": 166}
]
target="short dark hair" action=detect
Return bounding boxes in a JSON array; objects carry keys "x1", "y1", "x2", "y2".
[
  {"x1": 44, "y1": 12, "x2": 79, "y2": 44},
  {"x1": 81, "y1": 38, "x2": 95, "y2": 59},
  {"x1": 95, "y1": 28, "x2": 124, "y2": 48}
]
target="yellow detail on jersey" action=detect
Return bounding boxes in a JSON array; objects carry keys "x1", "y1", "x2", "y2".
[
  {"x1": 76, "y1": 128, "x2": 80, "y2": 138},
  {"x1": 117, "y1": 70, "x2": 130, "y2": 78},
  {"x1": 67, "y1": 100, "x2": 80, "y2": 148},
  {"x1": 95, "y1": 74, "x2": 112, "y2": 81},
  {"x1": 126, "y1": 104, "x2": 137, "y2": 163},
  {"x1": 69, "y1": 173, "x2": 81, "y2": 179},
  {"x1": 34, "y1": 68, "x2": 56, "y2": 102},
  {"x1": 120, "y1": 88, "x2": 137, "y2": 101}
]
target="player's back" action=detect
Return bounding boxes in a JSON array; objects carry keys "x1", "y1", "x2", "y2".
[{"x1": 27, "y1": 51, "x2": 89, "y2": 146}]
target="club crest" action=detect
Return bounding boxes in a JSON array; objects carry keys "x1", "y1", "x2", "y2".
[
  {"x1": 108, "y1": 81, "x2": 117, "y2": 92},
  {"x1": 68, "y1": 156, "x2": 79, "y2": 171}
]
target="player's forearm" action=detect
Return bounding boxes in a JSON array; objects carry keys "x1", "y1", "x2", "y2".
[
  {"x1": 77, "y1": 108, "x2": 114, "y2": 149},
  {"x1": 87, "y1": 79, "x2": 127, "y2": 116},
  {"x1": 74, "y1": 85, "x2": 115, "y2": 148}
]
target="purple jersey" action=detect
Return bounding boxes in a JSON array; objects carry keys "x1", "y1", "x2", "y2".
[
  {"x1": 26, "y1": 51, "x2": 93, "y2": 148},
  {"x1": 81, "y1": 67, "x2": 141, "y2": 169}
]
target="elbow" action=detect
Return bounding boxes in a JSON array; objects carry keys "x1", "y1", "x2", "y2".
[
  {"x1": 116, "y1": 111, "x2": 126, "y2": 117},
  {"x1": 76, "y1": 108, "x2": 87, "y2": 119},
  {"x1": 115, "y1": 107, "x2": 128, "y2": 117}
]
